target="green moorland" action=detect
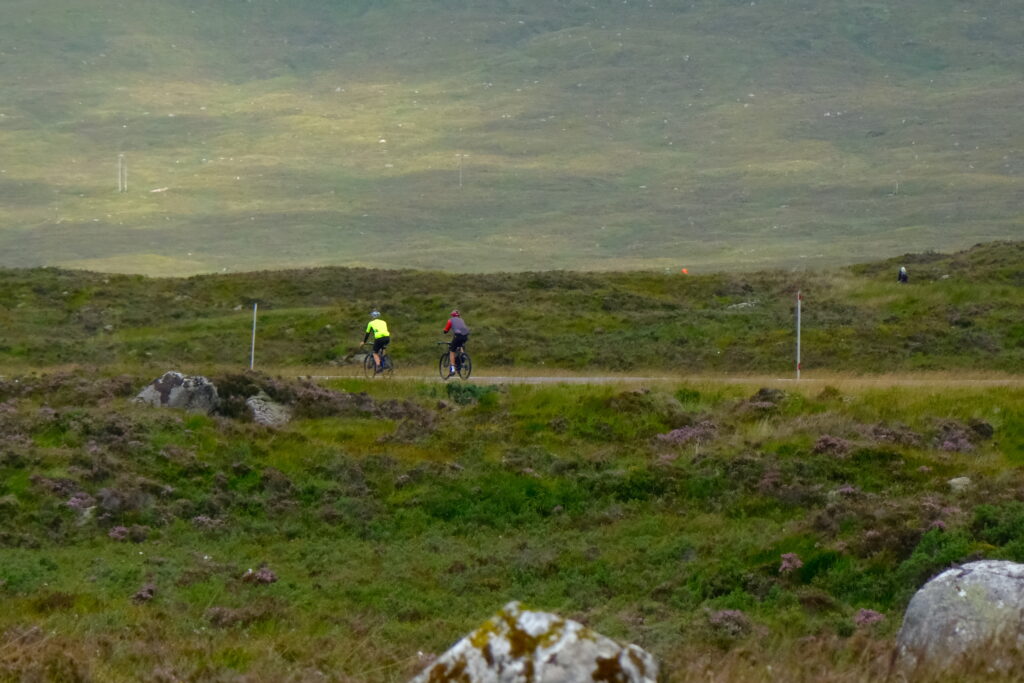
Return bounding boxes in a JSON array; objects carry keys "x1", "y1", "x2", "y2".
[
  {"x1": 1, "y1": 0, "x2": 1022, "y2": 274},
  {"x1": 1, "y1": 370, "x2": 1023, "y2": 681},
  {"x1": 0, "y1": 241, "x2": 1020, "y2": 373}
]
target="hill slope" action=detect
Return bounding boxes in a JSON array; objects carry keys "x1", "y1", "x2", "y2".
[
  {"x1": 0, "y1": 241, "x2": 1020, "y2": 373},
  {"x1": 0, "y1": 0, "x2": 1022, "y2": 274}
]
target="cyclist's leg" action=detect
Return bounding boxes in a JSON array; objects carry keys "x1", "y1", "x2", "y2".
[
  {"x1": 456, "y1": 335, "x2": 468, "y2": 367},
  {"x1": 373, "y1": 337, "x2": 388, "y2": 370},
  {"x1": 448, "y1": 336, "x2": 461, "y2": 373},
  {"x1": 451, "y1": 334, "x2": 467, "y2": 369}
]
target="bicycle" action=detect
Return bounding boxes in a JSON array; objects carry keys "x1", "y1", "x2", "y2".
[
  {"x1": 361, "y1": 343, "x2": 394, "y2": 379},
  {"x1": 437, "y1": 341, "x2": 472, "y2": 380}
]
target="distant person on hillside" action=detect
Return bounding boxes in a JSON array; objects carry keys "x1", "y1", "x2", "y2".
[
  {"x1": 362, "y1": 310, "x2": 390, "y2": 374},
  {"x1": 443, "y1": 309, "x2": 470, "y2": 378},
  {"x1": 898, "y1": 266, "x2": 909, "y2": 284}
]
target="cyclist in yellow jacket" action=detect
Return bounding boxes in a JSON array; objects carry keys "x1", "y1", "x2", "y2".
[{"x1": 362, "y1": 310, "x2": 390, "y2": 374}]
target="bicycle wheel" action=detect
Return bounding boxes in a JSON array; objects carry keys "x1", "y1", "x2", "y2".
[
  {"x1": 439, "y1": 352, "x2": 452, "y2": 380},
  {"x1": 382, "y1": 354, "x2": 395, "y2": 378},
  {"x1": 457, "y1": 352, "x2": 472, "y2": 380},
  {"x1": 363, "y1": 353, "x2": 376, "y2": 379}
]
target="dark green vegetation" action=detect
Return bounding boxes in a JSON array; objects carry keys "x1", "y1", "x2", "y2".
[
  {"x1": 0, "y1": 241, "x2": 1020, "y2": 373},
  {"x1": 1, "y1": 0, "x2": 1022, "y2": 274},
  {"x1": 1, "y1": 370, "x2": 1022, "y2": 680}
]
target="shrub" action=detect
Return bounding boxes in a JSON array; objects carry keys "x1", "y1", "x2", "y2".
[
  {"x1": 972, "y1": 502, "x2": 1024, "y2": 560},
  {"x1": 445, "y1": 382, "x2": 498, "y2": 406},
  {"x1": 894, "y1": 530, "x2": 971, "y2": 598}
]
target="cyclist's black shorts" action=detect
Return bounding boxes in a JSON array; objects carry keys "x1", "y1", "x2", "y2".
[
  {"x1": 449, "y1": 333, "x2": 468, "y2": 352},
  {"x1": 373, "y1": 336, "x2": 390, "y2": 354}
]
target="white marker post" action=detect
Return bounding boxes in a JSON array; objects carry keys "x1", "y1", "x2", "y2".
[
  {"x1": 796, "y1": 290, "x2": 802, "y2": 380},
  {"x1": 250, "y1": 303, "x2": 258, "y2": 370},
  {"x1": 117, "y1": 154, "x2": 128, "y2": 193},
  {"x1": 457, "y1": 153, "x2": 469, "y2": 189}
]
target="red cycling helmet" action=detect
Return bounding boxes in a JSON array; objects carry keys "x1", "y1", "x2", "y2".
[{"x1": 450, "y1": 310, "x2": 460, "y2": 317}]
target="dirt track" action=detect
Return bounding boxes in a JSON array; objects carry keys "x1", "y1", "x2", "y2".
[{"x1": 302, "y1": 373, "x2": 1024, "y2": 387}]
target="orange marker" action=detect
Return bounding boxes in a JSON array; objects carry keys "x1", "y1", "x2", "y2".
[{"x1": 680, "y1": 268, "x2": 689, "y2": 275}]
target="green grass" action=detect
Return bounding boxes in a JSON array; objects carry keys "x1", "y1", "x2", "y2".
[
  {"x1": 0, "y1": 241, "x2": 1020, "y2": 373},
  {"x1": 0, "y1": 0, "x2": 1022, "y2": 274},
  {"x1": 1, "y1": 370, "x2": 1023, "y2": 679}
]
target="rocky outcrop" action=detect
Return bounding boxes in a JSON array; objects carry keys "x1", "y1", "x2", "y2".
[
  {"x1": 895, "y1": 560, "x2": 1024, "y2": 675},
  {"x1": 134, "y1": 372, "x2": 219, "y2": 414},
  {"x1": 245, "y1": 391, "x2": 292, "y2": 428},
  {"x1": 409, "y1": 601, "x2": 658, "y2": 683}
]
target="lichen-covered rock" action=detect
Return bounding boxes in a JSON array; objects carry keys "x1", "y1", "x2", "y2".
[
  {"x1": 245, "y1": 391, "x2": 292, "y2": 427},
  {"x1": 409, "y1": 601, "x2": 658, "y2": 683},
  {"x1": 134, "y1": 372, "x2": 219, "y2": 414},
  {"x1": 895, "y1": 560, "x2": 1024, "y2": 674}
]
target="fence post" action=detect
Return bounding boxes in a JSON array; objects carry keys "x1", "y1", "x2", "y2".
[
  {"x1": 796, "y1": 291, "x2": 802, "y2": 380},
  {"x1": 250, "y1": 303, "x2": 258, "y2": 370}
]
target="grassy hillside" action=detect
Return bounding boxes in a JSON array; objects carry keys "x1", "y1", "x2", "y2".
[
  {"x1": 0, "y1": 241, "x2": 1020, "y2": 374},
  {"x1": 0, "y1": 370, "x2": 1022, "y2": 680},
  {"x1": 0, "y1": 0, "x2": 1021, "y2": 274}
]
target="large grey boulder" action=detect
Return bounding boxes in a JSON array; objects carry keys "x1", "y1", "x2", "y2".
[
  {"x1": 245, "y1": 391, "x2": 292, "y2": 428},
  {"x1": 409, "y1": 601, "x2": 658, "y2": 683},
  {"x1": 134, "y1": 372, "x2": 219, "y2": 414},
  {"x1": 895, "y1": 560, "x2": 1024, "y2": 674}
]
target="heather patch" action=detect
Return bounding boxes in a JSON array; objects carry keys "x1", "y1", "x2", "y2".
[
  {"x1": 132, "y1": 582, "x2": 156, "y2": 604},
  {"x1": 866, "y1": 423, "x2": 923, "y2": 448},
  {"x1": 854, "y1": 608, "x2": 885, "y2": 627},
  {"x1": 736, "y1": 388, "x2": 788, "y2": 416},
  {"x1": 706, "y1": 610, "x2": 753, "y2": 640},
  {"x1": 813, "y1": 435, "x2": 852, "y2": 456},
  {"x1": 241, "y1": 564, "x2": 278, "y2": 585},
  {"x1": 779, "y1": 553, "x2": 804, "y2": 574},
  {"x1": 655, "y1": 421, "x2": 719, "y2": 447},
  {"x1": 933, "y1": 420, "x2": 979, "y2": 453}
]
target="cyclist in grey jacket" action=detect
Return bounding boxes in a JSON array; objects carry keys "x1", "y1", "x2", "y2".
[{"x1": 443, "y1": 310, "x2": 470, "y2": 377}]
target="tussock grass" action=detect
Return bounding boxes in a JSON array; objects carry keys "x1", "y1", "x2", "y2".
[{"x1": 1, "y1": 369, "x2": 1022, "y2": 679}]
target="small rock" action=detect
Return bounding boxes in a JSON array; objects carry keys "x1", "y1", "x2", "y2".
[
  {"x1": 948, "y1": 476, "x2": 972, "y2": 493},
  {"x1": 245, "y1": 391, "x2": 292, "y2": 428}
]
